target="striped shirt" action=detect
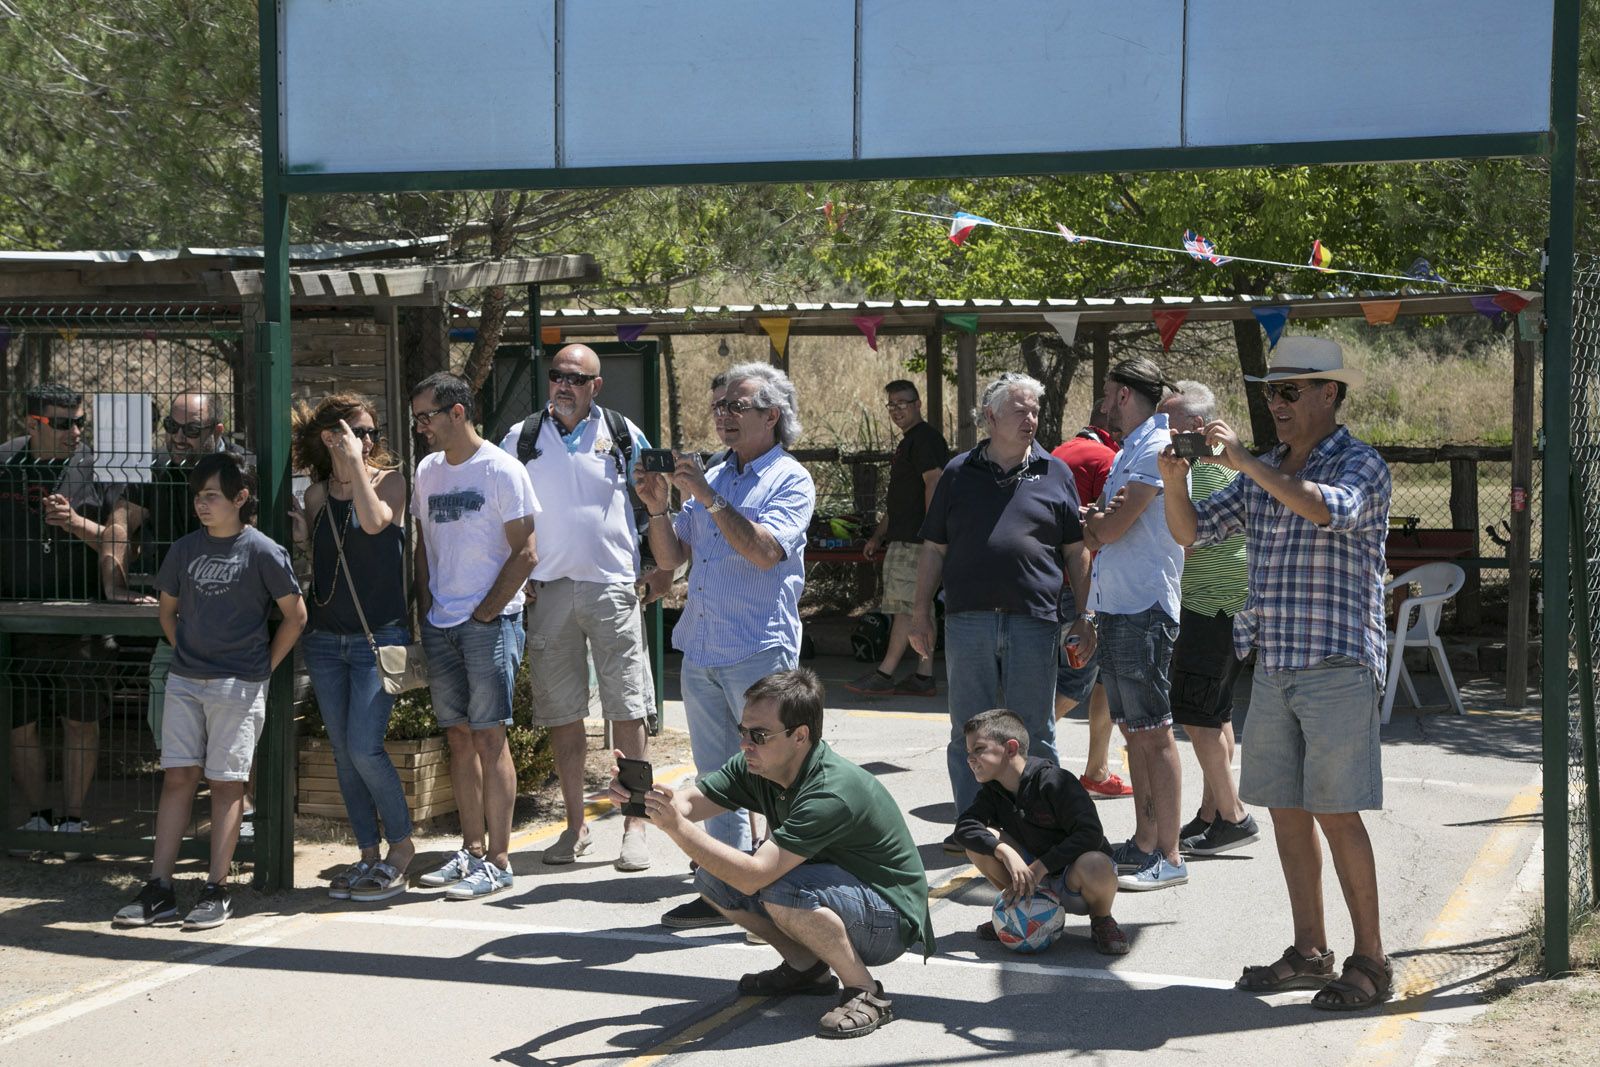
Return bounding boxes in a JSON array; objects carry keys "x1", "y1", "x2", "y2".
[
  {"x1": 671, "y1": 445, "x2": 815, "y2": 668},
  {"x1": 1192, "y1": 426, "x2": 1392, "y2": 678},
  {"x1": 1181, "y1": 462, "x2": 1249, "y2": 617}
]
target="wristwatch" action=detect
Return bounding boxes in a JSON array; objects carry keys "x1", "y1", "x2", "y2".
[{"x1": 707, "y1": 493, "x2": 730, "y2": 515}]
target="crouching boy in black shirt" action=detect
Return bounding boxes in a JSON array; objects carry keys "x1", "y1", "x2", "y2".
[{"x1": 953, "y1": 708, "x2": 1129, "y2": 955}]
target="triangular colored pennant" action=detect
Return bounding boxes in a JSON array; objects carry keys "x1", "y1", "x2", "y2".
[
  {"x1": 1055, "y1": 223, "x2": 1086, "y2": 244},
  {"x1": 1518, "y1": 309, "x2": 1541, "y2": 342},
  {"x1": 1250, "y1": 306, "x2": 1290, "y2": 350},
  {"x1": 1308, "y1": 239, "x2": 1334, "y2": 271},
  {"x1": 540, "y1": 326, "x2": 562, "y2": 345},
  {"x1": 1152, "y1": 309, "x2": 1188, "y2": 352},
  {"x1": 758, "y1": 316, "x2": 791, "y2": 357},
  {"x1": 1406, "y1": 257, "x2": 1446, "y2": 283},
  {"x1": 1469, "y1": 295, "x2": 1507, "y2": 325},
  {"x1": 1361, "y1": 300, "x2": 1401, "y2": 326},
  {"x1": 943, "y1": 313, "x2": 979, "y2": 335},
  {"x1": 1182, "y1": 229, "x2": 1230, "y2": 266},
  {"x1": 947, "y1": 211, "x2": 993, "y2": 246},
  {"x1": 1492, "y1": 290, "x2": 1532, "y2": 315},
  {"x1": 1043, "y1": 312, "x2": 1081, "y2": 346},
  {"x1": 852, "y1": 315, "x2": 884, "y2": 351},
  {"x1": 616, "y1": 324, "x2": 647, "y2": 342}
]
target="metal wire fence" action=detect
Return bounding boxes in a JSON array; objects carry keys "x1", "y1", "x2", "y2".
[{"x1": 1565, "y1": 259, "x2": 1600, "y2": 925}]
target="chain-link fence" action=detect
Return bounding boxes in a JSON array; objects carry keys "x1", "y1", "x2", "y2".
[
  {"x1": 1565, "y1": 259, "x2": 1600, "y2": 926},
  {"x1": 0, "y1": 305, "x2": 256, "y2": 857}
]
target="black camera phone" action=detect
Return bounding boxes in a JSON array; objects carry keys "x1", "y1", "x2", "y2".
[
  {"x1": 1171, "y1": 432, "x2": 1210, "y2": 460},
  {"x1": 617, "y1": 757, "x2": 654, "y2": 818},
  {"x1": 641, "y1": 448, "x2": 676, "y2": 473}
]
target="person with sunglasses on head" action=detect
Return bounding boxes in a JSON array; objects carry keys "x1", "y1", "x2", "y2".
[
  {"x1": 409, "y1": 372, "x2": 539, "y2": 901},
  {"x1": 500, "y1": 345, "x2": 658, "y2": 873},
  {"x1": 1, "y1": 384, "x2": 121, "y2": 856},
  {"x1": 288, "y1": 394, "x2": 415, "y2": 902},
  {"x1": 1159, "y1": 336, "x2": 1394, "y2": 1012},
  {"x1": 635, "y1": 362, "x2": 816, "y2": 929},
  {"x1": 608, "y1": 668, "x2": 932, "y2": 1038}
]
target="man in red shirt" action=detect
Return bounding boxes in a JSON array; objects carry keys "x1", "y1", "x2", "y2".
[{"x1": 1051, "y1": 414, "x2": 1133, "y2": 799}]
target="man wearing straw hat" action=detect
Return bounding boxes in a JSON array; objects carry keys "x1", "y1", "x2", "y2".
[{"x1": 1158, "y1": 336, "x2": 1394, "y2": 1012}]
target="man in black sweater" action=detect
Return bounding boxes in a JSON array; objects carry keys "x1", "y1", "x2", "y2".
[{"x1": 953, "y1": 708, "x2": 1129, "y2": 955}]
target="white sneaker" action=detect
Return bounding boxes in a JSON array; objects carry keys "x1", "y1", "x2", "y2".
[
  {"x1": 446, "y1": 858, "x2": 513, "y2": 900},
  {"x1": 418, "y1": 849, "x2": 475, "y2": 888},
  {"x1": 9, "y1": 815, "x2": 51, "y2": 857},
  {"x1": 55, "y1": 818, "x2": 91, "y2": 861}
]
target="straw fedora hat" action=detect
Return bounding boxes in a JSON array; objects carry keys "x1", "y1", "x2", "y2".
[{"x1": 1244, "y1": 336, "x2": 1365, "y2": 388}]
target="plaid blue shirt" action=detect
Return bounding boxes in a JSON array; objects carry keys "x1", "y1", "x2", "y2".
[{"x1": 1192, "y1": 426, "x2": 1391, "y2": 678}]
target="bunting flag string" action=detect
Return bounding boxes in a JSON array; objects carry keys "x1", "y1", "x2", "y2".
[
  {"x1": 1183, "y1": 229, "x2": 1230, "y2": 267},
  {"x1": 1153, "y1": 309, "x2": 1188, "y2": 351},
  {"x1": 1309, "y1": 240, "x2": 1334, "y2": 272},
  {"x1": 1469, "y1": 294, "x2": 1510, "y2": 326},
  {"x1": 757, "y1": 316, "x2": 791, "y2": 357},
  {"x1": 1043, "y1": 311, "x2": 1081, "y2": 346},
  {"x1": 943, "y1": 313, "x2": 979, "y2": 335},
  {"x1": 616, "y1": 324, "x2": 647, "y2": 343},
  {"x1": 852, "y1": 314, "x2": 884, "y2": 351},
  {"x1": 888, "y1": 208, "x2": 1513, "y2": 290},
  {"x1": 1250, "y1": 306, "x2": 1290, "y2": 350},
  {"x1": 1361, "y1": 300, "x2": 1401, "y2": 326}
]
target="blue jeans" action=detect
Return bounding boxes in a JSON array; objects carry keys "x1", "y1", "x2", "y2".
[
  {"x1": 681, "y1": 646, "x2": 795, "y2": 850},
  {"x1": 695, "y1": 862, "x2": 907, "y2": 967},
  {"x1": 421, "y1": 613, "x2": 524, "y2": 730},
  {"x1": 302, "y1": 626, "x2": 414, "y2": 849},
  {"x1": 944, "y1": 611, "x2": 1061, "y2": 814}
]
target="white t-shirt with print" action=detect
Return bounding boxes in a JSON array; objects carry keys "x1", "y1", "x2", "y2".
[{"x1": 410, "y1": 441, "x2": 539, "y2": 628}]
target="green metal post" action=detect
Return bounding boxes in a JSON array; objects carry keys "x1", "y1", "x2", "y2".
[
  {"x1": 1542, "y1": 0, "x2": 1581, "y2": 977},
  {"x1": 255, "y1": 0, "x2": 295, "y2": 891}
]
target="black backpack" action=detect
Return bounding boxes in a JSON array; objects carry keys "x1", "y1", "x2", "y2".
[{"x1": 514, "y1": 407, "x2": 651, "y2": 550}]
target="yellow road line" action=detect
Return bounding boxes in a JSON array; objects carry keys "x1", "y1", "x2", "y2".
[
  {"x1": 1352, "y1": 778, "x2": 1543, "y2": 1066},
  {"x1": 623, "y1": 996, "x2": 767, "y2": 1066},
  {"x1": 930, "y1": 866, "x2": 981, "y2": 900},
  {"x1": 508, "y1": 762, "x2": 697, "y2": 851}
]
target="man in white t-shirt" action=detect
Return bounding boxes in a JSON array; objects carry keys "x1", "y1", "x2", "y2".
[
  {"x1": 408, "y1": 372, "x2": 539, "y2": 901},
  {"x1": 502, "y1": 344, "x2": 656, "y2": 873}
]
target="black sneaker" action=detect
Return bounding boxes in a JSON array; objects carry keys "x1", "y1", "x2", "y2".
[
  {"x1": 1178, "y1": 812, "x2": 1213, "y2": 844},
  {"x1": 183, "y1": 883, "x2": 233, "y2": 930},
  {"x1": 113, "y1": 878, "x2": 178, "y2": 928},
  {"x1": 661, "y1": 895, "x2": 730, "y2": 928},
  {"x1": 1186, "y1": 813, "x2": 1261, "y2": 857}
]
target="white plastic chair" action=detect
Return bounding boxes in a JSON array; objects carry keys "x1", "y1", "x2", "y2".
[{"x1": 1381, "y1": 562, "x2": 1467, "y2": 725}]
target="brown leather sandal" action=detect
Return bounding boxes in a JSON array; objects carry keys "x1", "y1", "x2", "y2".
[
  {"x1": 1311, "y1": 954, "x2": 1393, "y2": 1011},
  {"x1": 737, "y1": 959, "x2": 838, "y2": 997},
  {"x1": 818, "y1": 982, "x2": 894, "y2": 1039},
  {"x1": 1237, "y1": 945, "x2": 1336, "y2": 992}
]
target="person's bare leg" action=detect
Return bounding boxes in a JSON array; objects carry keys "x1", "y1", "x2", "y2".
[
  {"x1": 1083, "y1": 687, "x2": 1114, "y2": 782},
  {"x1": 10, "y1": 721, "x2": 45, "y2": 812},
  {"x1": 549, "y1": 721, "x2": 589, "y2": 832},
  {"x1": 1187, "y1": 725, "x2": 1244, "y2": 823},
  {"x1": 62, "y1": 718, "x2": 99, "y2": 818},
  {"x1": 1271, "y1": 807, "x2": 1329, "y2": 959},
  {"x1": 1315, "y1": 811, "x2": 1385, "y2": 967},
  {"x1": 1066, "y1": 851, "x2": 1120, "y2": 917},
  {"x1": 445, "y1": 723, "x2": 486, "y2": 855},
  {"x1": 1129, "y1": 727, "x2": 1183, "y2": 862},
  {"x1": 1124, "y1": 727, "x2": 1154, "y2": 849},
  {"x1": 206, "y1": 780, "x2": 246, "y2": 883},
  {"x1": 472, "y1": 725, "x2": 517, "y2": 869},
  {"x1": 609, "y1": 718, "x2": 649, "y2": 832},
  {"x1": 766, "y1": 902, "x2": 875, "y2": 992},
  {"x1": 966, "y1": 848, "x2": 1013, "y2": 891},
  {"x1": 878, "y1": 613, "x2": 916, "y2": 677},
  {"x1": 151, "y1": 766, "x2": 203, "y2": 880}
]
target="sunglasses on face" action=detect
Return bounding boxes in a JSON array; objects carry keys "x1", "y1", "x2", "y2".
[
  {"x1": 548, "y1": 369, "x2": 599, "y2": 387},
  {"x1": 1262, "y1": 380, "x2": 1327, "y2": 404},
  {"x1": 30, "y1": 414, "x2": 87, "y2": 431},
  {"x1": 411, "y1": 405, "x2": 454, "y2": 428},
  {"x1": 736, "y1": 724, "x2": 797, "y2": 746},
  {"x1": 346, "y1": 426, "x2": 381, "y2": 441},
  {"x1": 711, "y1": 398, "x2": 765, "y2": 417},
  {"x1": 162, "y1": 416, "x2": 209, "y2": 438}
]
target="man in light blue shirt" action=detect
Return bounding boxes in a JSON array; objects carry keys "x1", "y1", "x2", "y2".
[
  {"x1": 1084, "y1": 357, "x2": 1188, "y2": 893},
  {"x1": 637, "y1": 362, "x2": 815, "y2": 927}
]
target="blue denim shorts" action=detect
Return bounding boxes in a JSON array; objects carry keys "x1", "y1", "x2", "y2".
[
  {"x1": 695, "y1": 862, "x2": 907, "y2": 967},
  {"x1": 421, "y1": 613, "x2": 523, "y2": 730},
  {"x1": 1096, "y1": 606, "x2": 1178, "y2": 733},
  {"x1": 1240, "y1": 656, "x2": 1383, "y2": 813}
]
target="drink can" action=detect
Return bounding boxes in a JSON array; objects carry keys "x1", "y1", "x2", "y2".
[{"x1": 1065, "y1": 634, "x2": 1085, "y2": 669}]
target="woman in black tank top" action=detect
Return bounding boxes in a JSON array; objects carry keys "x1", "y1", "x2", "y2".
[{"x1": 291, "y1": 394, "x2": 414, "y2": 901}]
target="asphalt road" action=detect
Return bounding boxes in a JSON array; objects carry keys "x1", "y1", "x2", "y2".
[{"x1": 0, "y1": 654, "x2": 1544, "y2": 1066}]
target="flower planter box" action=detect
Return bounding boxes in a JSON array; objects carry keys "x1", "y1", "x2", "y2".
[{"x1": 297, "y1": 735, "x2": 456, "y2": 822}]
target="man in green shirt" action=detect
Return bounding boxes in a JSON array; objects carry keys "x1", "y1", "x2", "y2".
[
  {"x1": 613, "y1": 668, "x2": 932, "y2": 1039},
  {"x1": 1158, "y1": 384, "x2": 1259, "y2": 857}
]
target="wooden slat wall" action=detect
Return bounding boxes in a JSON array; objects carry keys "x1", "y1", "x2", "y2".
[{"x1": 289, "y1": 320, "x2": 392, "y2": 404}]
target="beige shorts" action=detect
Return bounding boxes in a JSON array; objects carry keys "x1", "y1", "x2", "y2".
[
  {"x1": 159, "y1": 673, "x2": 266, "y2": 781},
  {"x1": 526, "y1": 578, "x2": 654, "y2": 728},
  {"x1": 880, "y1": 541, "x2": 925, "y2": 615}
]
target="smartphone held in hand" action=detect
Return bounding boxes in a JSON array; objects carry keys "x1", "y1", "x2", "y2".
[
  {"x1": 617, "y1": 757, "x2": 654, "y2": 817},
  {"x1": 1171, "y1": 432, "x2": 1211, "y2": 460},
  {"x1": 641, "y1": 449, "x2": 676, "y2": 473}
]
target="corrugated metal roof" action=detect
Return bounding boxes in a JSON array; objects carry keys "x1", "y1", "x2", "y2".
[{"x1": 0, "y1": 236, "x2": 450, "y2": 269}]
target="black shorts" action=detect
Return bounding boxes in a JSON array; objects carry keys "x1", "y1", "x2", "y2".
[
  {"x1": 7, "y1": 633, "x2": 116, "y2": 727},
  {"x1": 1169, "y1": 607, "x2": 1242, "y2": 729}
]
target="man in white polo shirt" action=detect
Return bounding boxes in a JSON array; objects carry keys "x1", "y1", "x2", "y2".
[{"x1": 502, "y1": 344, "x2": 656, "y2": 873}]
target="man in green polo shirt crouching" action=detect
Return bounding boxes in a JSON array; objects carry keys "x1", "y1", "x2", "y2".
[{"x1": 611, "y1": 668, "x2": 933, "y2": 1038}]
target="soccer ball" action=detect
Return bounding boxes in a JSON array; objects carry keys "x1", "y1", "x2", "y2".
[{"x1": 991, "y1": 890, "x2": 1066, "y2": 953}]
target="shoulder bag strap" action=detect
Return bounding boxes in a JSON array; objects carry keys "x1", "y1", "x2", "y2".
[{"x1": 326, "y1": 502, "x2": 381, "y2": 657}]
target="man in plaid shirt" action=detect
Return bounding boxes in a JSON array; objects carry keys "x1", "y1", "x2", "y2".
[{"x1": 1159, "y1": 337, "x2": 1394, "y2": 1012}]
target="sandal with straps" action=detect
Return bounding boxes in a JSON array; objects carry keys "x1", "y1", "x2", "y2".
[
  {"x1": 328, "y1": 860, "x2": 373, "y2": 901},
  {"x1": 737, "y1": 959, "x2": 839, "y2": 997},
  {"x1": 1237, "y1": 945, "x2": 1336, "y2": 992},
  {"x1": 1312, "y1": 954, "x2": 1393, "y2": 1012},
  {"x1": 818, "y1": 982, "x2": 894, "y2": 1039},
  {"x1": 349, "y1": 861, "x2": 408, "y2": 902}
]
